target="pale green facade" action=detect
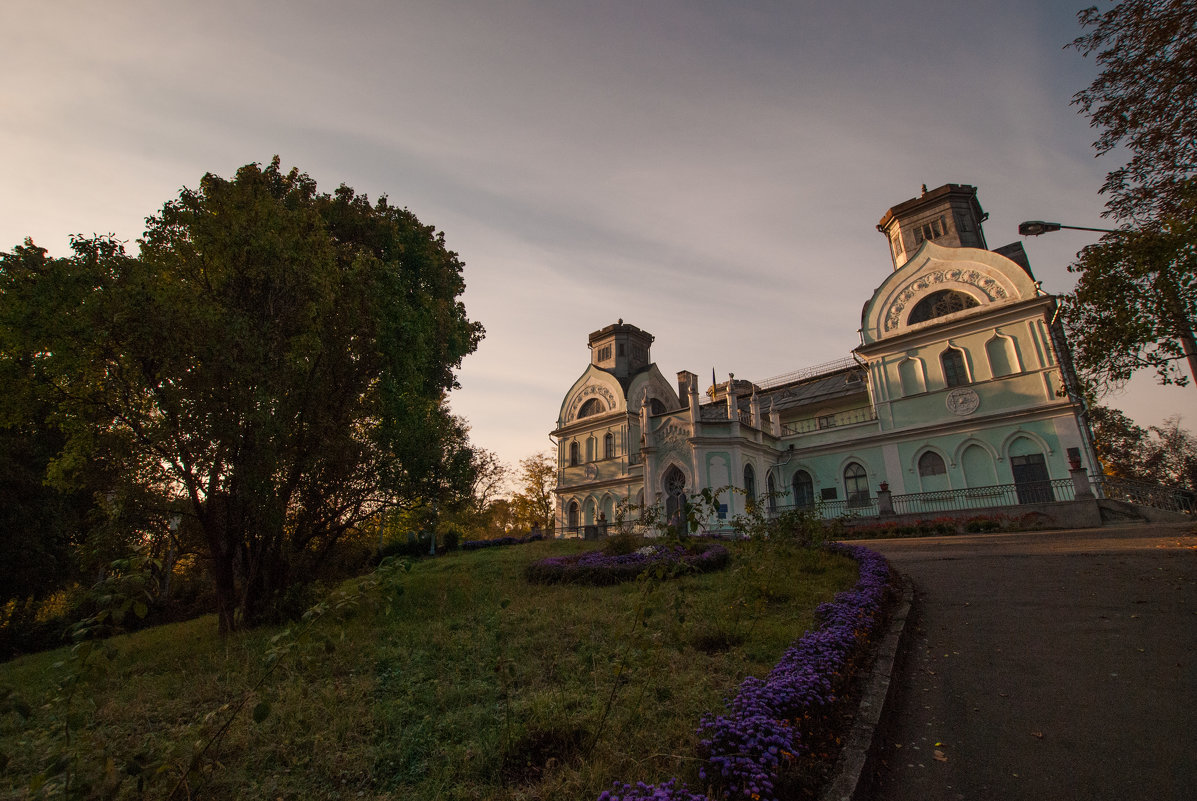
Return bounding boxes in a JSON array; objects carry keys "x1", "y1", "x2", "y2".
[{"x1": 551, "y1": 184, "x2": 1096, "y2": 530}]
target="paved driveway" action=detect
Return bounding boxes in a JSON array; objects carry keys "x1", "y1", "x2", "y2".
[{"x1": 855, "y1": 523, "x2": 1197, "y2": 801}]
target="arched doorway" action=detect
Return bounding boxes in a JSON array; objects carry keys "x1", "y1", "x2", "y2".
[
  {"x1": 567, "y1": 500, "x2": 580, "y2": 534},
  {"x1": 1009, "y1": 437, "x2": 1053, "y2": 503},
  {"x1": 663, "y1": 465, "x2": 687, "y2": 534},
  {"x1": 792, "y1": 470, "x2": 814, "y2": 509}
]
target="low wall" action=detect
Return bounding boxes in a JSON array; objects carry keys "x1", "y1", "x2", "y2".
[{"x1": 842, "y1": 498, "x2": 1105, "y2": 532}]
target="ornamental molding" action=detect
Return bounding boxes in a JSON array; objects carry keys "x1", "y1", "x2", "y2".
[
  {"x1": 945, "y1": 388, "x2": 981, "y2": 416},
  {"x1": 654, "y1": 420, "x2": 692, "y2": 464},
  {"x1": 659, "y1": 420, "x2": 692, "y2": 443},
  {"x1": 884, "y1": 268, "x2": 1009, "y2": 332},
  {"x1": 567, "y1": 383, "x2": 617, "y2": 421}
]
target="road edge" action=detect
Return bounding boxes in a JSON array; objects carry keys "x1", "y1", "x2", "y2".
[{"x1": 819, "y1": 570, "x2": 914, "y2": 801}]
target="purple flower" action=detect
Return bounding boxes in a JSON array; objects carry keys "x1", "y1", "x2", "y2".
[{"x1": 597, "y1": 543, "x2": 892, "y2": 801}]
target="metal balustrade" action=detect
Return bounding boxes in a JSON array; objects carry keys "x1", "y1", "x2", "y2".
[
  {"x1": 1093, "y1": 475, "x2": 1195, "y2": 514},
  {"x1": 781, "y1": 407, "x2": 878, "y2": 437}
]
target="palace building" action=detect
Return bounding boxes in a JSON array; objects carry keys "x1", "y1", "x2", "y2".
[{"x1": 550, "y1": 184, "x2": 1097, "y2": 532}]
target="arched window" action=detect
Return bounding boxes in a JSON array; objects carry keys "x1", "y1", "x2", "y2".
[
  {"x1": 603, "y1": 432, "x2": 614, "y2": 459},
  {"x1": 986, "y1": 335, "x2": 1019, "y2": 377},
  {"x1": 941, "y1": 348, "x2": 969, "y2": 387},
  {"x1": 918, "y1": 452, "x2": 947, "y2": 477},
  {"x1": 663, "y1": 465, "x2": 686, "y2": 532},
  {"x1": 844, "y1": 462, "x2": 870, "y2": 507},
  {"x1": 743, "y1": 463, "x2": 757, "y2": 510},
  {"x1": 585, "y1": 436, "x2": 596, "y2": 462},
  {"x1": 766, "y1": 473, "x2": 777, "y2": 514},
  {"x1": 917, "y1": 451, "x2": 950, "y2": 492},
  {"x1": 898, "y1": 357, "x2": 925, "y2": 396},
  {"x1": 649, "y1": 397, "x2": 667, "y2": 416},
  {"x1": 578, "y1": 398, "x2": 605, "y2": 418},
  {"x1": 569, "y1": 441, "x2": 580, "y2": 466},
  {"x1": 908, "y1": 290, "x2": 979, "y2": 325},
  {"x1": 567, "y1": 501, "x2": 580, "y2": 533},
  {"x1": 792, "y1": 470, "x2": 814, "y2": 509}
]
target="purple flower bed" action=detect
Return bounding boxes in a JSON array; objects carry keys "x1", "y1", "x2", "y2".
[
  {"x1": 597, "y1": 544, "x2": 892, "y2": 801},
  {"x1": 525, "y1": 543, "x2": 730, "y2": 586},
  {"x1": 462, "y1": 533, "x2": 544, "y2": 551}
]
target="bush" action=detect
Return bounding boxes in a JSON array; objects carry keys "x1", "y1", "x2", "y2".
[{"x1": 525, "y1": 542, "x2": 730, "y2": 586}]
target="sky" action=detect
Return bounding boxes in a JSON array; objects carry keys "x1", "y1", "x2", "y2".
[{"x1": 1, "y1": 1, "x2": 1189, "y2": 474}]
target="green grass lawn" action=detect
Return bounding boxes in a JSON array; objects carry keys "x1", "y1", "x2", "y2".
[{"x1": 0, "y1": 538, "x2": 858, "y2": 800}]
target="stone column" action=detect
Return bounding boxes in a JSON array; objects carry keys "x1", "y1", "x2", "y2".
[
  {"x1": 1070, "y1": 466, "x2": 1094, "y2": 500},
  {"x1": 877, "y1": 484, "x2": 894, "y2": 516}
]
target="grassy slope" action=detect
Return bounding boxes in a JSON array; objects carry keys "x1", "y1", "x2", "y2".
[{"x1": 0, "y1": 538, "x2": 857, "y2": 800}]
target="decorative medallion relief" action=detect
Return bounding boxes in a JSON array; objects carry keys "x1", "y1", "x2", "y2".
[
  {"x1": 584, "y1": 464, "x2": 599, "y2": 479},
  {"x1": 567, "y1": 384, "x2": 617, "y2": 421},
  {"x1": 884, "y1": 268, "x2": 1009, "y2": 332},
  {"x1": 945, "y1": 388, "x2": 981, "y2": 416}
]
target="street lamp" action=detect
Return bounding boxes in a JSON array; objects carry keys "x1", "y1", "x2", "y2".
[{"x1": 1018, "y1": 220, "x2": 1121, "y2": 237}]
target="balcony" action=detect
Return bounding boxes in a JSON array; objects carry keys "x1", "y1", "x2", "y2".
[{"x1": 781, "y1": 406, "x2": 877, "y2": 437}]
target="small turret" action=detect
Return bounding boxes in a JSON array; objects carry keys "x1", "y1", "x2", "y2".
[
  {"x1": 588, "y1": 320, "x2": 654, "y2": 379},
  {"x1": 877, "y1": 183, "x2": 989, "y2": 270}
]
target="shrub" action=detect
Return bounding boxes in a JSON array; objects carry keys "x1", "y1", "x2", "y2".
[{"x1": 525, "y1": 543, "x2": 730, "y2": 586}]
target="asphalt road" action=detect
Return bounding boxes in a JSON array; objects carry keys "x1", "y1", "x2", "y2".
[{"x1": 854, "y1": 523, "x2": 1197, "y2": 801}]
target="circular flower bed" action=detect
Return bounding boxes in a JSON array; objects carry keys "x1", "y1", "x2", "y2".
[{"x1": 525, "y1": 542, "x2": 730, "y2": 585}]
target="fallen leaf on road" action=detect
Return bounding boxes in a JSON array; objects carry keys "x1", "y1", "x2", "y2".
[
  {"x1": 1030, "y1": 730, "x2": 1044, "y2": 739},
  {"x1": 934, "y1": 750, "x2": 948, "y2": 762}
]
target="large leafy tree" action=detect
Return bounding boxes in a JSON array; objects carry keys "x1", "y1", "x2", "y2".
[
  {"x1": 0, "y1": 159, "x2": 483, "y2": 632},
  {"x1": 1065, "y1": 2, "x2": 1197, "y2": 388},
  {"x1": 1063, "y1": 185, "x2": 1197, "y2": 386},
  {"x1": 1069, "y1": 0, "x2": 1197, "y2": 223}
]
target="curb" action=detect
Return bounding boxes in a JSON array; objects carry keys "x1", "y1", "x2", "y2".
[{"x1": 819, "y1": 571, "x2": 914, "y2": 801}]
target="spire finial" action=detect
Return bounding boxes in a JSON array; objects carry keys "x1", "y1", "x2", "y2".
[{"x1": 920, "y1": 183, "x2": 928, "y2": 196}]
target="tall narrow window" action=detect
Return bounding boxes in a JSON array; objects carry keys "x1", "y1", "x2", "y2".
[
  {"x1": 766, "y1": 473, "x2": 777, "y2": 514},
  {"x1": 585, "y1": 436, "x2": 596, "y2": 462},
  {"x1": 899, "y1": 357, "x2": 925, "y2": 396},
  {"x1": 743, "y1": 463, "x2": 757, "y2": 510},
  {"x1": 567, "y1": 501, "x2": 580, "y2": 532},
  {"x1": 569, "y1": 441, "x2": 579, "y2": 466},
  {"x1": 941, "y1": 348, "x2": 969, "y2": 387},
  {"x1": 986, "y1": 335, "x2": 1019, "y2": 377},
  {"x1": 792, "y1": 470, "x2": 814, "y2": 509},
  {"x1": 603, "y1": 432, "x2": 614, "y2": 460},
  {"x1": 844, "y1": 462, "x2": 870, "y2": 507},
  {"x1": 663, "y1": 466, "x2": 686, "y2": 531}
]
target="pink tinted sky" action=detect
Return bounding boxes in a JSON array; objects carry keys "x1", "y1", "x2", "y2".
[{"x1": 1, "y1": 1, "x2": 1188, "y2": 470}]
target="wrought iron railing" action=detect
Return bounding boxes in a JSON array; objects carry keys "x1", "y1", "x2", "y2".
[
  {"x1": 890, "y1": 479, "x2": 1075, "y2": 514},
  {"x1": 769, "y1": 497, "x2": 879, "y2": 519},
  {"x1": 753, "y1": 357, "x2": 858, "y2": 390},
  {"x1": 1093, "y1": 475, "x2": 1195, "y2": 514},
  {"x1": 781, "y1": 407, "x2": 878, "y2": 436}
]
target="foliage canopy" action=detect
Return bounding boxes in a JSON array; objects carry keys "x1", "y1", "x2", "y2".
[
  {"x1": 0, "y1": 158, "x2": 483, "y2": 632},
  {"x1": 1070, "y1": 0, "x2": 1197, "y2": 222}
]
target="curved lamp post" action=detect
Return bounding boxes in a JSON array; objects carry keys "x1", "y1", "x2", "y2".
[{"x1": 1018, "y1": 220, "x2": 1120, "y2": 237}]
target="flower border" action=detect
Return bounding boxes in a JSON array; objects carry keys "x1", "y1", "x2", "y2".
[{"x1": 598, "y1": 544, "x2": 892, "y2": 801}]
